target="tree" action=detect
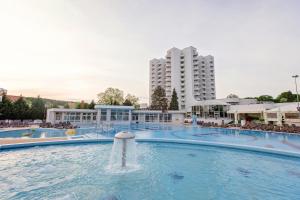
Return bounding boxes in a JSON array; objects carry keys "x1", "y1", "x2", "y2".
[
  {"x1": 88, "y1": 100, "x2": 96, "y2": 109},
  {"x1": 257, "y1": 95, "x2": 274, "y2": 102},
  {"x1": 276, "y1": 91, "x2": 295, "y2": 103},
  {"x1": 97, "y1": 88, "x2": 124, "y2": 105},
  {"x1": 150, "y1": 86, "x2": 168, "y2": 111},
  {"x1": 0, "y1": 95, "x2": 13, "y2": 119},
  {"x1": 13, "y1": 96, "x2": 30, "y2": 120},
  {"x1": 76, "y1": 100, "x2": 89, "y2": 109},
  {"x1": 169, "y1": 88, "x2": 179, "y2": 110},
  {"x1": 30, "y1": 96, "x2": 46, "y2": 119},
  {"x1": 123, "y1": 99, "x2": 133, "y2": 106},
  {"x1": 64, "y1": 103, "x2": 70, "y2": 108},
  {"x1": 227, "y1": 94, "x2": 239, "y2": 98},
  {"x1": 123, "y1": 94, "x2": 139, "y2": 107}
]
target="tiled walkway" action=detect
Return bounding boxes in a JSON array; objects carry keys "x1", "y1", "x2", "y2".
[{"x1": 0, "y1": 137, "x2": 67, "y2": 145}]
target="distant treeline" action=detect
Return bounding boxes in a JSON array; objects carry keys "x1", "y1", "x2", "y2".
[
  {"x1": 0, "y1": 95, "x2": 95, "y2": 120},
  {"x1": 245, "y1": 91, "x2": 299, "y2": 103},
  {"x1": 0, "y1": 95, "x2": 46, "y2": 120}
]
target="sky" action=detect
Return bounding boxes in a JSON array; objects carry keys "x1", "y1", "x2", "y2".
[{"x1": 0, "y1": 0, "x2": 300, "y2": 103}]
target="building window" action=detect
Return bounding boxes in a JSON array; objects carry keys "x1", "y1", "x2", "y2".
[
  {"x1": 63, "y1": 112, "x2": 81, "y2": 123},
  {"x1": 82, "y1": 113, "x2": 87, "y2": 121},
  {"x1": 159, "y1": 114, "x2": 172, "y2": 122},
  {"x1": 55, "y1": 113, "x2": 61, "y2": 121},
  {"x1": 111, "y1": 109, "x2": 129, "y2": 121},
  {"x1": 75, "y1": 113, "x2": 80, "y2": 122},
  {"x1": 285, "y1": 113, "x2": 300, "y2": 119},
  {"x1": 145, "y1": 113, "x2": 158, "y2": 122},
  {"x1": 101, "y1": 110, "x2": 107, "y2": 121},
  {"x1": 132, "y1": 113, "x2": 139, "y2": 121},
  {"x1": 87, "y1": 113, "x2": 91, "y2": 121}
]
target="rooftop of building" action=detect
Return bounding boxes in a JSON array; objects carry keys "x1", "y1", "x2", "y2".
[
  {"x1": 94, "y1": 105, "x2": 134, "y2": 110},
  {"x1": 228, "y1": 102, "x2": 300, "y2": 114},
  {"x1": 191, "y1": 98, "x2": 258, "y2": 106}
]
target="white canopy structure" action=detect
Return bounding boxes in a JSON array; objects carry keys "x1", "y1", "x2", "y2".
[
  {"x1": 267, "y1": 103, "x2": 300, "y2": 113},
  {"x1": 227, "y1": 104, "x2": 274, "y2": 114}
]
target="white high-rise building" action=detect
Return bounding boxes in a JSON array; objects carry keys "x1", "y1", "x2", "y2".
[
  {"x1": 149, "y1": 46, "x2": 216, "y2": 111},
  {"x1": 149, "y1": 58, "x2": 166, "y2": 104}
]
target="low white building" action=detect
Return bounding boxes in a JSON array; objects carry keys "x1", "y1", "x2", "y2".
[
  {"x1": 46, "y1": 105, "x2": 185, "y2": 125},
  {"x1": 228, "y1": 102, "x2": 300, "y2": 126},
  {"x1": 265, "y1": 103, "x2": 300, "y2": 126},
  {"x1": 46, "y1": 108, "x2": 97, "y2": 125},
  {"x1": 227, "y1": 104, "x2": 274, "y2": 124},
  {"x1": 189, "y1": 98, "x2": 258, "y2": 124},
  {"x1": 46, "y1": 102, "x2": 300, "y2": 127}
]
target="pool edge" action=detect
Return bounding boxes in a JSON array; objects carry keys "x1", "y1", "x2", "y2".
[{"x1": 1, "y1": 138, "x2": 300, "y2": 159}]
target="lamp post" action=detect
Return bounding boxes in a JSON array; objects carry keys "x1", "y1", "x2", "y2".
[{"x1": 292, "y1": 75, "x2": 300, "y2": 112}]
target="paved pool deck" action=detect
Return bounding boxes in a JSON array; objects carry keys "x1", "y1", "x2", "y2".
[
  {"x1": 0, "y1": 137, "x2": 67, "y2": 145},
  {"x1": 0, "y1": 126, "x2": 39, "y2": 132}
]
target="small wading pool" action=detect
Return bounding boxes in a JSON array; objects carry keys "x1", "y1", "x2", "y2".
[{"x1": 1, "y1": 142, "x2": 300, "y2": 200}]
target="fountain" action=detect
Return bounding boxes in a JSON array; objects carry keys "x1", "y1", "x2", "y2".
[
  {"x1": 107, "y1": 131, "x2": 138, "y2": 172},
  {"x1": 40, "y1": 132, "x2": 46, "y2": 138}
]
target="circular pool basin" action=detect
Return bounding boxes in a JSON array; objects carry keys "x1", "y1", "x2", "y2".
[{"x1": 1, "y1": 142, "x2": 300, "y2": 200}]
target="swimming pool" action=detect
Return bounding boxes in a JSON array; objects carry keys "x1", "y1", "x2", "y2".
[
  {"x1": 1, "y1": 124, "x2": 300, "y2": 153},
  {"x1": 1, "y1": 142, "x2": 300, "y2": 200}
]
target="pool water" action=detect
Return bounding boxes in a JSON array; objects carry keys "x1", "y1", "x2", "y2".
[
  {"x1": 131, "y1": 126, "x2": 300, "y2": 153},
  {"x1": 1, "y1": 124, "x2": 300, "y2": 153},
  {"x1": 1, "y1": 143, "x2": 300, "y2": 200}
]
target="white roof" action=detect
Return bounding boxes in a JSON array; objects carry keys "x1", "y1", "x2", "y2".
[
  {"x1": 194, "y1": 99, "x2": 231, "y2": 106},
  {"x1": 191, "y1": 98, "x2": 257, "y2": 107},
  {"x1": 268, "y1": 103, "x2": 300, "y2": 113},
  {"x1": 48, "y1": 108, "x2": 96, "y2": 113},
  {"x1": 94, "y1": 105, "x2": 134, "y2": 110},
  {"x1": 227, "y1": 104, "x2": 274, "y2": 113},
  {"x1": 133, "y1": 110, "x2": 185, "y2": 114}
]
